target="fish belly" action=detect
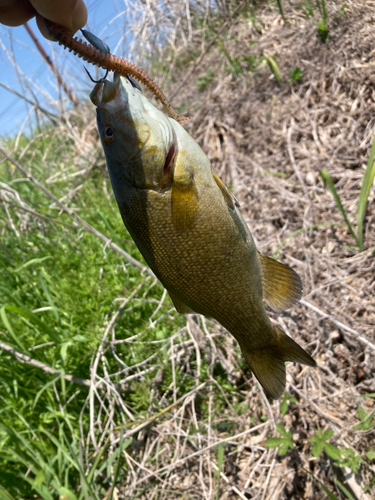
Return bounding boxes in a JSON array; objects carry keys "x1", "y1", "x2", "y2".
[{"x1": 116, "y1": 182, "x2": 274, "y2": 350}]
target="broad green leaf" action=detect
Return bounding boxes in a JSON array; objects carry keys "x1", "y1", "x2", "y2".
[
  {"x1": 311, "y1": 441, "x2": 324, "y2": 458},
  {"x1": 324, "y1": 443, "x2": 341, "y2": 461},
  {"x1": 276, "y1": 424, "x2": 290, "y2": 438},
  {"x1": 322, "y1": 429, "x2": 334, "y2": 441},
  {"x1": 280, "y1": 400, "x2": 288, "y2": 416},
  {"x1": 264, "y1": 437, "x2": 285, "y2": 448}
]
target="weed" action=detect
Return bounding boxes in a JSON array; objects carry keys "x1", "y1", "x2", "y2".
[
  {"x1": 309, "y1": 428, "x2": 341, "y2": 460},
  {"x1": 279, "y1": 391, "x2": 297, "y2": 416},
  {"x1": 302, "y1": 0, "x2": 314, "y2": 18},
  {"x1": 0, "y1": 130, "x2": 186, "y2": 497},
  {"x1": 316, "y1": 20, "x2": 329, "y2": 42},
  {"x1": 264, "y1": 55, "x2": 282, "y2": 83},
  {"x1": 289, "y1": 66, "x2": 303, "y2": 84},
  {"x1": 215, "y1": 444, "x2": 225, "y2": 500},
  {"x1": 197, "y1": 67, "x2": 214, "y2": 91},
  {"x1": 216, "y1": 38, "x2": 242, "y2": 75},
  {"x1": 320, "y1": 132, "x2": 375, "y2": 251},
  {"x1": 338, "y1": 448, "x2": 363, "y2": 474},
  {"x1": 340, "y1": 4, "x2": 348, "y2": 16},
  {"x1": 277, "y1": 1, "x2": 329, "y2": 42},
  {"x1": 352, "y1": 406, "x2": 375, "y2": 431},
  {"x1": 264, "y1": 424, "x2": 294, "y2": 455},
  {"x1": 364, "y1": 476, "x2": 375, "y2": 494}
]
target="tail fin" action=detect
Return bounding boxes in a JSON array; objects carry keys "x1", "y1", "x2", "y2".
[{"x1": 241, "y1": 327, "x2": 316, "y2": 400}]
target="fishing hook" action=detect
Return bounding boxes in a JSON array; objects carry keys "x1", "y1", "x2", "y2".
[
  {"x1": 83, "y1": 65, "x2": 108, "y2": 83},
  {"x1": 81, "y1": 29, "x2": 142, "y2": 91},
  {"x1": 81, "y1": 28, "x2": 109, "y2": 82}
]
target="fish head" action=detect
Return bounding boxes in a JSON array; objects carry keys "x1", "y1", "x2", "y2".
[{"x1": 90, "y1": 73, "x2": 175, "y2": 191}]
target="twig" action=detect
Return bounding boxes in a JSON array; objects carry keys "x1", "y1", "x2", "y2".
[
  {"x1": 211, "y1": 460, "x2": 249, "y2": 500},
  {"x1": 0, "y1": 197, "x2": 79, "y2": 230},
  {"x1": 0, "y1": 147, "x2": 155, "y2": 279},
  {"x1": 136, "y1": 422, "x2": 268, "y2": 484},
  {"x1": 287, "y1": 120, "x2": 307, "y2": 193},
  {"x1": 340, "y1": 467, "x2": 373, "y2": 500},
  {"x1": 0, "y1": 338, "x2": 90, "y2": 387},
  {"x1": 261, "y1": 450, "x2": 277, "y2": 500},
  {"x1": 0, "y1": 81, "x2": 58, "y2": 124},
  {"x1": 300, "y1": 299, "x2": 375, "y2": 351},
  {"x1": 2, "y1": 200, "x2": 20, "y2": 237},
  {"x1": 169, "y1": 0, "x2": 246, "y2": 101},
  {"x1": 291, "y1": 384, "x2": 342, "y2": 425},
  {"x1": 24, "y1": 22, "x2": 79, "y2": 107}
]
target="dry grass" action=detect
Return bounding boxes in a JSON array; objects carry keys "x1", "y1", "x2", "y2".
[
  {"x1": 1, "y1": 1, "x2": 375, "y2": 499},
  {"x1": 103, "y1": 1, "x2": 375, "y2": 498}
]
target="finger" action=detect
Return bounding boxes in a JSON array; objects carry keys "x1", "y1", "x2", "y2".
[
  {"x1": 0, "y1": 0, "x2": 35, "y2": 27},
  {"x1": 32, "y1": 0, "x2": 87, "y2": 39}
]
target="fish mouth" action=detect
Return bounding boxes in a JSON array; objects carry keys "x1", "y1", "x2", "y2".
[
  {"x1": 90, "y1": 78, "x2": 116, "y2": 107},
  {"x1": 91, "y1": 72, "x2": 177, "y2": 189}
]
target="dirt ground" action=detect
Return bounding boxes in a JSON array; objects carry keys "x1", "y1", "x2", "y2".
[
  {"x1": 56, "y1": 1, "x2": 375, "y2": 498},
  {"x1": 140, "y1": 1, "x2": 374, "y2": 498}
]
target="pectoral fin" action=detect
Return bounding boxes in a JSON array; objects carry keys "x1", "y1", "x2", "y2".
[
  {"x1": 171, "y1": 163, "x2": 199, "y2": 232},
  {"x1": 211, "y1": 170, "x2": 240, "y2": 210},
  {"x1": 168, "y1": 292, "x2": 195, "y2": 314},
  {"x1": 258, "y1": 252, "x2": 303, "y2": 312}
]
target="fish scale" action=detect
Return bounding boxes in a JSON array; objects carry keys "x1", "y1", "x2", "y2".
[{"x1": 91, "y1": 73, "x2": 316, "y2": 399}]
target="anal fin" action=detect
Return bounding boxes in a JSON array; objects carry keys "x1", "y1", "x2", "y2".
[
  {"x1": 258, "y1": 252, "x2": 303, "y2": 313},
  {"x1": 168, "y1": 291, "x2": 195, "y2": 314}
]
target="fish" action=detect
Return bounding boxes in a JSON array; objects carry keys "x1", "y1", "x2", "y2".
[{"x1": 90, "y1": 73, "x2": 316, "y2": 400}]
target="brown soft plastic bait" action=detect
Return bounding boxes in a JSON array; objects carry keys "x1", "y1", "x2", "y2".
[{"x1": 45, "y1": 21, "x2": 191, "y2": 124}]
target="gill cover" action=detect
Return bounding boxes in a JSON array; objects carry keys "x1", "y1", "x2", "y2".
[{"x1": 90, "y1": 73, "x2": 176, "y2": 191}]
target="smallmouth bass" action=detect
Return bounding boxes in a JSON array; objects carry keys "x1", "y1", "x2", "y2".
[{"x1": 91, "y1": 74, "x2": 316, "y2": 399}]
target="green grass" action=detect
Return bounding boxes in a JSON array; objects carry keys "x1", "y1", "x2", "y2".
[
  {"x1": 320, "y1": 132, "x2": 375, "y2": 251},
  {"x1": 0, "y1": 130, "x2": 189, "y2": 498},
  {"x1": 0, "y1": 127, "x2": 246, "y2": 498}
]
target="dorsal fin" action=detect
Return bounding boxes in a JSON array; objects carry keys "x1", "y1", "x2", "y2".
[
  {"x1": 258, "y1": 252, "x2": 302, "y2": 312},
  {"x1": 211, "y1": 170, "x2": 240, "y2": 210}
]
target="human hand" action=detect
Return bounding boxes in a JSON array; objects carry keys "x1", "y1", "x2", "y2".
[{"x1": 0, "y1": 0, "x2": 87, "y2": 39}]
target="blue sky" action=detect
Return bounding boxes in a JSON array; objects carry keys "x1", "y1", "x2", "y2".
[{"x1": 0, "y1": 0, "x2": 137, "y2": 136}]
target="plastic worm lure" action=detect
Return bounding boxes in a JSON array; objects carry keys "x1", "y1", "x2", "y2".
[{"x1": 45, "y1": 21, "x2": 191, "y2": 124}]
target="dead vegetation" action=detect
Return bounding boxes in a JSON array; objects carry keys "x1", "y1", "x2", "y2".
[
  {"x1": 1, "y1": 1, "x2": 375, "y2": 499},
  {"x1": 107, "y1": 1, "x2": 375, "y2": 498}
]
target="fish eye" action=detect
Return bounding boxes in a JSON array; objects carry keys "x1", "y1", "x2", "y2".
[{"x1": 104, "y1": 126, "x2": 114, "y2": 143}]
